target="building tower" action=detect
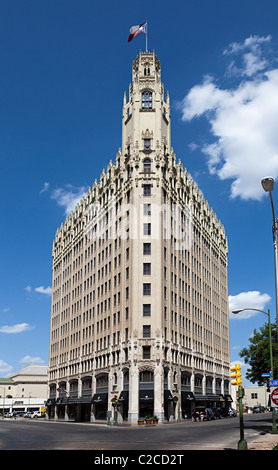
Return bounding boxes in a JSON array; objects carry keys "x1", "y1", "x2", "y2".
[{"x1": 47, "y1": 51, "x2": 231, "y2": 424}]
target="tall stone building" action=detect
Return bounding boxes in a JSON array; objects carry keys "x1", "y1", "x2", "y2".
[{"x1": 47, "y1": 50, "x2": 231, "y2": 423}]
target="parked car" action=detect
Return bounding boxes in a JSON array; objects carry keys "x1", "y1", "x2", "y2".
[
  {"x1": 212, "y1": 407, "x2": 222, "y2": 419},
  {"x1": 253, "y1": 405, "x2": 265, "y2": 413},
  {"x1": 23, "y1": 412, "x2": 33, "y2": 418},
  {"x1": 192, "y1": 407, "x2": 215, "y2": 421},
  {"x1": 30, "y1": 411, "x2": 45, "y2": 419},
  {"x1": 220, "y1": 408, "x2": 229, "y2": 418},
  {"x1": 13, "y1": 411, "x2": 25, "y2": 417},
  {"x1": 228, "y1": 408, "x2": 237, "y2": 417}
]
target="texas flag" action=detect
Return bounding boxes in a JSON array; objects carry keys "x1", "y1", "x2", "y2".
[{"x1": 128, "y1": 22, "x2": 147, "y2": 42}]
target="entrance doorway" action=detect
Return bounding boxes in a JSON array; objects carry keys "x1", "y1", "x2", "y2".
[{"x1": 139, "y1": 370, "x2": 154, "y2": 418}]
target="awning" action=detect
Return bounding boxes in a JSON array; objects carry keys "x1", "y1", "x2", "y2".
[
  {"x1": 164, "y1": 390, "x2": 173, "y2": 402},
  {"x1": 224, "y1": 394, "x2": 233, "y2": 402},
  {"x1": 45, "y1": 399, "x2": 55, "y2": 406},
  {"x1": 139, "y1": 389, "x2": 154, "y2": 402},
  {"x1": 181, "y1": 391, "x2": 195, "y2": 402},
  {"x1": 92, "y1": 393, "x2": 108, "y2": 404},
  {"x1": 206, "y1": 395, "x2": 219, "y2": 401},
  {"x1": 118, "y1": 391, "x2": 129, "y2": 404},
  {"x1": 194, "y1": 395, "x2": 208, "y2": 401},
  {"x1": 219, "y1": 394, "x2": 225, "y2": 402},
  {"x1": 66, "y1": 397, "x2": 80, "y2": 405}
]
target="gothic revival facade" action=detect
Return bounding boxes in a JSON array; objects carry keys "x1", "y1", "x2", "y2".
[{"x1": 46, "y1": 51, "x2": 231, "y2": 423}]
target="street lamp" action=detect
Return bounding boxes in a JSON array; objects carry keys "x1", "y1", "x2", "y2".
[
  {"x1": 261, "y1": 177, "x2": 278, "y2": 341},
  {"x1": 0, "y1": 386, "x2": 5, "y2": 418},
  {"x1": 232, "y1": 307, "x2": 277, "y2": 434}
]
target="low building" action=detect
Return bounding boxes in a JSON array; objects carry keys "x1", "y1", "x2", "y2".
[
  {"x1": 0, "y1": 363, "x2": 48, "y2": 415},
  {"x1": 231, "y1": 385, "x2": 270, "y2": 412}
]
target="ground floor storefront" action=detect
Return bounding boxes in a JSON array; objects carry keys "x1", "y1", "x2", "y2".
[{"x1": 46, "y1": 392, "x2": 232, "y2": 424}]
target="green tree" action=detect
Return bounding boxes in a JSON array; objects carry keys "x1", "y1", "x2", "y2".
[{"x1": 239, "y1": 322, "x2": 278, "y2": 385}]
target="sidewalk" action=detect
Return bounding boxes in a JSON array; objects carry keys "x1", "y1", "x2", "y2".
[{"x1": 248, "y1": 432, "x2": 278, "y2": 450}]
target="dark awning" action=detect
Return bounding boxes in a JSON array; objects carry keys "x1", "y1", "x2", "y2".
[
  {"x1": 206, "y1": 395, "x2": 219, "y2": 401},
  {"x1": 139, "y1": 389, "x2": 154, "y2": 402},
  {"x1": 219, "y1": 394, "x2": 225, "y2": 402},
  {"x1": 66, "y1": 397, "x2": 80, "y2": 405},
  {"x1": 181, "y1": 391, "x2": 195, "y2": 402},
  {"x1": 46, "y1": 399, "x2": 56, "y2": 406},
  {"x1": 224, "y1": 394, "x2": 233, "y2": 402},
  {"x1": 92, "y1": 393, "x2": 108, "y2": 404},
  {"x1": 194, "y1": 395, "x2": 208, "y2": 401},
  {"x1": 164, "y1": 390, "x2": 173, "y2": 402},
  {"x1": 118, "y1": 391, "x2": 129, "y2": 404}
]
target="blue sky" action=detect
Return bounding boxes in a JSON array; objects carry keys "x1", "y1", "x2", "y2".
[{"x1": 1, "y1": 0, "x2": 278, "y2": 386}]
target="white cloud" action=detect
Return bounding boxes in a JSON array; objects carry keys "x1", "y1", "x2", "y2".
[
  {"x1": 0, "y1": 359, "x2": 13, "y2": 375},
  {"x1": 34, "y1": 286, "x2": 52, "y2": 296},
  {"x1": 24, "y1": 285, "x2": 52, "y2": 296},
  {"x1": 229, "y1": 290, "x2": 271, "y2": 319},
  {"x1": 51, "y1": 184, "x2": 87, "y2": 215},
  {"x1": 0, "y1": 323, "x2": 34, "y2": 334},
  {"x1": 40, "y1": 182, "x2": 50, "y2": 193},
  {"x1": 19, "y1": 355, "x2": 45, "y2": 364},
  {"x1": 179, "y1": 35, "x2": 278, "y2": 201},
  {"x1": 223, "y1": 35, "x2": 271, "y2": 77}
]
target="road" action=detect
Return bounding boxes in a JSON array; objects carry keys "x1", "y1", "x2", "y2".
[{"x1": 0, "y1": 412, "x2": 274, "y2": 451}]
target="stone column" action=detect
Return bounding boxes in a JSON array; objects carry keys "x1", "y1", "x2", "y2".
[
  {"x1": 128, "y1": 365, "x2": 139, "y2": 424},
  {"x1": 154, "y1": 364, "x2": 164, "y2": 422},
  {"x1": 91, "y1": 373, "x2": 96, "y2": 422}
]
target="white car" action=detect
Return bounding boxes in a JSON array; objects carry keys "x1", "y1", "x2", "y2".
[{"x1": 30, "y1": 411, "x2": 45, "y2": 419}]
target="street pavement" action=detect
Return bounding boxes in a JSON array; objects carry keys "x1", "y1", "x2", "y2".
[
  {"x1": 1, "y1": 412, "x2": 278, "y2": 451},
  {"x1": 248, "y1": 431, "x2": 278, "y2": 450}
]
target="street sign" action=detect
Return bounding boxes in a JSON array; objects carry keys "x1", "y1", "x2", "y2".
[
  {"x1": 269, "y1": 380, "x2": 278, "y2": 387},
  {"x1": 270, "y1": 387, "x2": 278, "y2": 408},
  {"x1": 261, "y1": 373, "x2": 270, "y2": 377}
]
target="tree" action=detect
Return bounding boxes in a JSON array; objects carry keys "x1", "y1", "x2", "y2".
[{"x1": 239, "y1": 322, "x2": 278, "y2": 385}]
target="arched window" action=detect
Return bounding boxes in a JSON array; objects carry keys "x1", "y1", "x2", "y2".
[
  {"x1": 144, "y1": 65, "x2": 150, "y2": 76},
  {"x1": 143, "y1": 158, "x2": 151, "y2": 173},
  {"x1": 142, "y1": 91, "x2": 152, "y2": 109}
]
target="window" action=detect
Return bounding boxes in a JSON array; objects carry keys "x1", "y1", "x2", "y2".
[
  {"x1": 143, "y1": 325, "x2": 151, "y2": 338},
  {"x1": 143, "y1": 223, "x2": 151, "y2": 235},
  {"x1": 143, "y1": 243, "x2": 151, "y2": 255},
  {"x1": 143, "y1": 346, "x2": 151, "y2": 359},
  {"x1": 144, "y1": 65, "x2": 150, "y2": 76},
  {"x1": 139, "y1": 371, "x2": 153, "y2": 382},
  {"x1": 143, "y1": 184, "x2": 151, "y2": 196},
  {"x1": 144, "y1": 140, "x2": 151, "y2": 150},
  {"x1": 144, "y1": 158, "x2": 151, "y2": 172},
  {"x1": 142, "y1": 90, "x2": 152, "y2": 109},
  {"x1": 144, "y1": 203, "x2": 151, "y2": 216},
  {"x1": 143, "y1": 304, "x2": 151, "y2": 316},
  {"x1": 143, "y1": 263, "x2": 151, "y2": 275},
  {"x1": 143, "y1": 283, "x2": 151, "y2": 295}
]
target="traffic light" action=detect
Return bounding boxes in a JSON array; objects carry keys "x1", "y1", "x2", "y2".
[
  {"x1": 266, "y1": 378, "x2": 270, "y2": 392},
  {"x1": 230, "y1": 364, "x2": 242, "y2": 386},
  {"x1": 114, "y1": 394, "x2": 118, "y2": 404}
]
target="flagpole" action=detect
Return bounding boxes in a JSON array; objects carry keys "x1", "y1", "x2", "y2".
[{"x1": 146, "y1": 21, "x2": 148, "y2": 51}]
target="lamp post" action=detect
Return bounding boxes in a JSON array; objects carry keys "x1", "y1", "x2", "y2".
[
  {"x1": 232, "y1": 308, "x2": 277, "y2": 434},
  {"x1": 0, "y1": 386, "x2": 5, "y2": 418},
  {"x1": 261, "y1": 177, "x2": 278, "y2": 342},
  {"x1": 177, "y1": 349, "x2": 181, "y2": 423}
]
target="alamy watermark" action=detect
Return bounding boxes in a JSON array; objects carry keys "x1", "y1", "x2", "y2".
[{"x1": 85, "y1": 198, "x2": 193, "y2": 251}]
